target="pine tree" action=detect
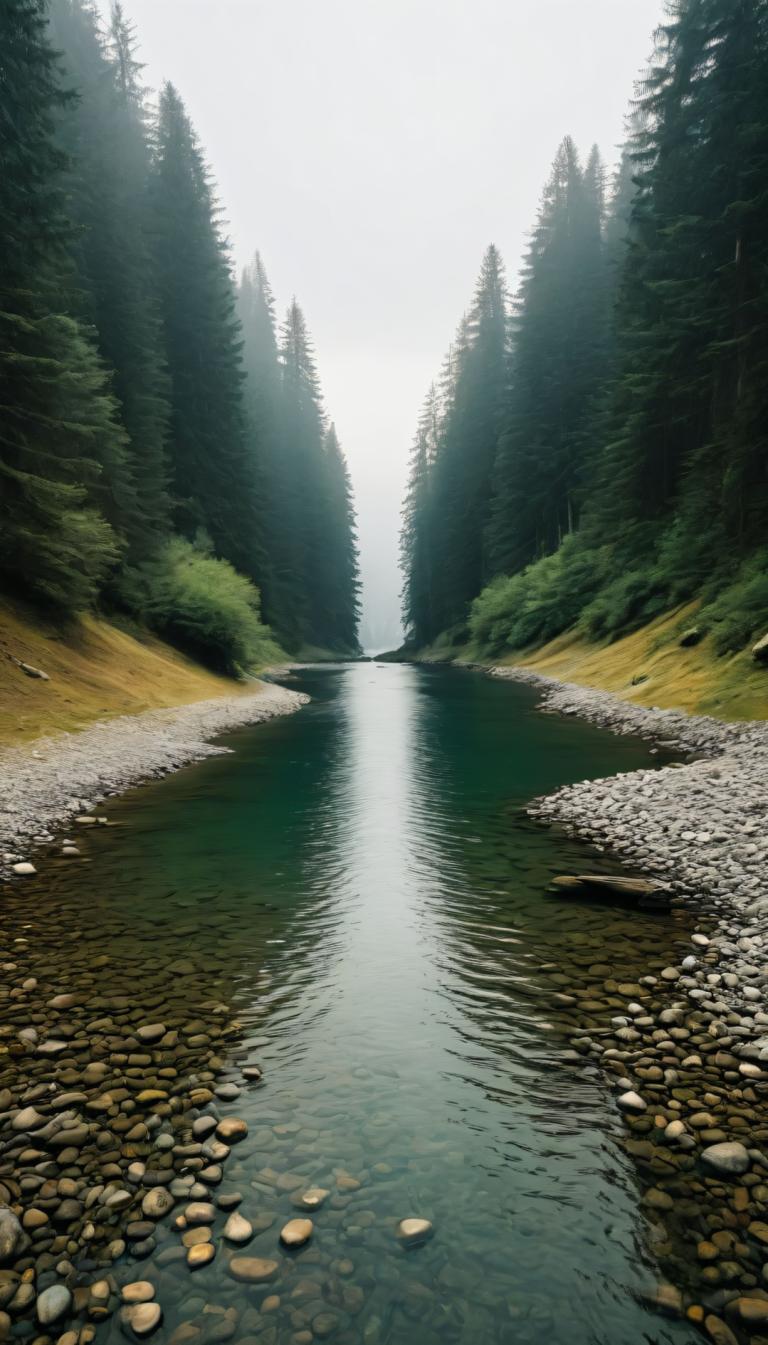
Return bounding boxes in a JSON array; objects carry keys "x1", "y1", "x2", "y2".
[
  {"x1": 149, "y1": 83, "x2": 262, "y2": 580},
  {"x1": 400, "y1": 383, "x2": 441, "y2": 645},
  {"x1": 427, "y1": 245, "x2": 508, "y2": 635},
  {"x1": 0, "y1": 0, "x2": 125, "y2": 610},
  {"x1": 47, "y1": 0, "x2": 170, "y2": 561},
  {"x1": 321, "y1": 424, "x2": 361, "y2": 653},
  {"x1": 488, "y1": 137, "x2": 609, "y2": 575}
]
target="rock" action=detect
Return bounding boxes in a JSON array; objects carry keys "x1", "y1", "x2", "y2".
[
  {"x1": 11, "y1": 862, "x2": 36, "y2": 876},
  {"x1": 184, "y1": 1202, "x2": 216, "y2": 1225},
  {"x1": 701, "y1": 1141, "x2": 751, "y2": 1177},
  {"x1": 679, "y1": 626, "x2": 703, "y2": 647},
  {"x1": 136, "y1": 1024, "x2": 166, "y2": 1043},
  {"x1": 704, "y1": 1316, "x2": 738, "y2": 1345},
  {"x1": 12, "y1": 1106, "x2": 46, "y2": 1132},
  {"x1": 121, "y1": 1284, "x2": 155, "y2": 1305},
  {"x1": 549, "y1": 873, "x2": 671, "y2": 911},
  {"x1": 187, "y1": 1242, "x2": 215, "y2": 1269},
  {"x1": 121, "y1": 1302, "x2": 162, "y2": 1337},
  {"x1": 36, "y1": 1285, "x2": 72, "y2": 1326},
  {"x1": 192, "y1": 1117, "x2": 217, "y2": 1139},
  {"x1": 141, "y1": 1188, "x2": 175, "y2": 1219},
  {"x1": 650, "y1": 1284, "x2": 683, "y2": 1317},
  {"x1": 752, "y1": 633, "x2": 768, "y2": 664},
  {"x1": 0, "y1": 1209, "x2": 22, "y2": 1264},
  {"x1": 215, "y1": 1118, "x2": 247, "y2": 1143},
  {"x1": 227, "y1": 1257, "x2": 279, "y2": 1284},
  {"x1": 14, "y1": 659, "x2": 49, "y2": 679},
  {"x1": 396, "y1": 1218, "x2": 433, "y2": 1246},
  {"x1": 298, "y1": 1188, "x2": 329, "y2": 1210},
  {"x1": 223, "y1": 1212, "x2": 252, "y2": 1244},
  {"x1": 280, "y1": 1218, "x2": 313, "y2": 1248},
  {"x1": 617, "y1": 1091, "x2": 646, "y2": 1112},
  {"x1": 735, "y1": 1298, "x2": 768, "y2": 1326}
]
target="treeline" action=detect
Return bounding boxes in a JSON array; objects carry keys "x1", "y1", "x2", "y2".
[
  {"x1": 402, "y1": 0, "x2": 768, "y2": 660},
  {"x1": 1, "y1": 0, "x2": 360, "y2": 669}
]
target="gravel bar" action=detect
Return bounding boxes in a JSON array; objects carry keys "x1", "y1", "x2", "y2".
[{"x1": 0, "y1": 680, "x2": 308, "y2": 877}]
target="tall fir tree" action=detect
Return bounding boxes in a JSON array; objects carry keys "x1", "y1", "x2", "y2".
[
  {"x1": 47, "y1": 0, "x2": 170, "y2": 561},
  {"x1": 149, "y1": 83, "x2": 262, "y2": 581},
  {"x1": 0, "y1": 0, "x2": 126, "y2": 610},
  {"x1": 488, "y1": 137, "x2": 609, "y2": 575}
]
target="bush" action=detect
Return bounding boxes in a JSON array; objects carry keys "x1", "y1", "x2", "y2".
[
  {"x1": 122, "y1": 538, "x2": 282, "y2": 674},
  {"x1": 698, "y1": 549, "x2": 768, "y2": 655},
  {"x1": 469, "y1": 537, "x2": 610, "y2": 654}
]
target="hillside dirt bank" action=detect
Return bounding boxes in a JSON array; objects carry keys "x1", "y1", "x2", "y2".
[
  {"x1": 0, "y1": 602, "x2": 263, "y2": 748},
  {"x1": 0, "y1": 682, "x2": 307, "y2": 879}
]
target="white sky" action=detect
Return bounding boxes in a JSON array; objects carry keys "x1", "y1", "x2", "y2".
[{"x1": 119, "y1": 0, "x2": 664, "y2": 650}]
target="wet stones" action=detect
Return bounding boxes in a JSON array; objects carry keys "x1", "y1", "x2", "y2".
[
  {"x1": 120, "y1": 1301, "x2": 162, "y2": 1337},
  {"x1": 227, "y1": 1256, "x2": 279, "y2": 1283},
  {"x1": 141, "y1": 1187, "x2": 175, "y2": 1219},
  {"x1": 36, "y1": 1284, "x2": 72, "y2": 1325},
  {"x1": 396, "y1": 1218, "x2": 433, "y2": 1246},
  {"x1": 215, "y1": 1118, "x2": 247, "y2": 1143},
  {"x1": 618, "y1": 1091, "x2": 647, "y2": 1112},
  {"x1": 701, "y1": 1141, "x2": 751, "y2": 1177},
  {"x1": 280, "y1": 1218, "x2": 313, "y2": 1248},
  {"x1": 222, "y1": 1212, "x2": 252, "y2": 1244},
  {"x1": 0, "y1": 1210, "x2": 21, "y2": 1264},
  {"x1": 187, "y1": 1241, "x2": 215, "y2": 1269}
]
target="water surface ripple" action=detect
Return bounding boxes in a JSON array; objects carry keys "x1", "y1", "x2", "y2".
[{"x1": 40, "y1": 665, "x2": 704, "y2": 1344}]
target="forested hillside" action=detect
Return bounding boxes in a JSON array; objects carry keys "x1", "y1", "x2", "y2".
[
  {"x1": 402, "y1": 0, "x2": 768, "y2": 664},
  {"x1": 1, "y1": 0, "x2": 360, "y2": 671}
]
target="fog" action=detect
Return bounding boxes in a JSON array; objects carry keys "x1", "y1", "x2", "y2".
[{"x1": 118, "y1": 0, "x2": 664, "y2": 652}]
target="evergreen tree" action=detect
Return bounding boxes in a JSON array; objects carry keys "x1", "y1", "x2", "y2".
[
  {"x1": 47, "y1": 0, "x2": 170, "y2": 560},
  {"x1": 149, "y1": 83, "x2": 261, "y2": 580},
  {"x1": 488, "y1": 137, "x2": 609, "y2": 575},
  {"x1": 0, "y1": 0, "x2": 125, "y2": 610},
  {"x1": 400, "y1": 384, "x2": 441, "y2": 645},
  {"x1": 426, "y1": 245, "x2": 508, "y2": 636},
  {"x1": 322, "y1": 423, "x2": 361, "y2": 653}
]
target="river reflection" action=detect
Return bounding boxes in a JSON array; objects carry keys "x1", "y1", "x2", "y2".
[{"x1": 17, "y1": 664, "x2": 704, "y2": 1344}]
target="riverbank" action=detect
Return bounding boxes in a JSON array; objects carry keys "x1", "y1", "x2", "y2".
[
  {"x1": 490, "y1": 665, "x2": 768, "y2": 1335},
  {"x1": 386, "y1": 606, "x2": 768, "y2": 721},
  {"x1": 0, "y1": 682, "x2": 308, "y2": 878}
]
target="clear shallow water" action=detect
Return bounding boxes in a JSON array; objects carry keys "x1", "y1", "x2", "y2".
[{"x1": 29, "y1": 664, "x2": 704, "y2": 1343}]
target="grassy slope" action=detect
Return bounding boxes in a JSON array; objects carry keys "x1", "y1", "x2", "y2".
[
  {"x1": 411, "y1": 604, "x2": 768, "y2": 721},
  {"x1": 0, "y1": 601, "x2": 255, "y2": 746}
]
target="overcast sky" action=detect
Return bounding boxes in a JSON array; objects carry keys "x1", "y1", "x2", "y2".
[{"x1": 120, "y1": 0, "x2": 664, "y2": 650}]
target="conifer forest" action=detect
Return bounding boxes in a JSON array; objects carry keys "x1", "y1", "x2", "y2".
[
  {"x1": 1, "y1": 0, "x2": 361, "y2": 669},
  {"x1": 401, "y1": 3, "x2": 768, "y2": 661}
]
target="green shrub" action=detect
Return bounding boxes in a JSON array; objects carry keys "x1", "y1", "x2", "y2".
[
  {"x1": 698, "y1": 549, "x2": 768, "y2": 654},
  {"x1": 469, "y1": 537, "x2": 610, "y2": 654},
  {"x1": 122, "y1": 538, "x2": 282, "y2": 674}
]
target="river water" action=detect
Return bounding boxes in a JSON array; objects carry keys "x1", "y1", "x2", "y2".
[{"x1": 12, "y1": 664, "x2": 706, "y2": 1344}]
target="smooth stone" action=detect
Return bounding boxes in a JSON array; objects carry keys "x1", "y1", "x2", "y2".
[
  {"x1": 37, "y1": 1285, "x2": 72, "y2": 1326},
  {"x1": 223, "y1": 1213, "x2": 252, "y2": 1244},
  {"x1": 12, "y1": 863, "x2": 36, "y2": 876},
  {"x1": 12, "y1": 1107, "x2": 46, "y2": 1133},
  {"x1": 216, "y1": 1118, "x2": 248, "y2": 1143},
  {"x1": 187, "y1": 1243, "x2": 215, "y2": 1269},
  {"x1": 228, "y1": 1257, "x2": 279, "y2": 1284},
  {"x1": 617, "y1": 1091, "x2": 646, "y2": 1112},
  {"x1": 280, "y1": 1218, "x2": 313, "y2": 1248},
  {"x1": 184, "y1": 1202, "x2": 216, "y2": 1225},
  {"x1": 142, "y1": 1188, "x2": 175, "y2": 1219},
  {"x1": 121, "y1": 1284, "x2": 155, "y2": 1305},
  {"x1": 136, "y1": 1024, "x2": 166, "y2": 1043},
  {"x1": 396, "y1": 1218, "x2": 433, "y2": 1245},
  {"x1": 701, "y1": 1142, "x2": 751, "y2": 1177},
  {"x1": 299, "y1": 1188, "x2": 329, "y2": 1210},
  {"x1": 0, "y1": 1209, "x2": 22, "y2": 1263},
  {"x1": 121, "y1": 1302, "x2": 163, "y2": 1337}
]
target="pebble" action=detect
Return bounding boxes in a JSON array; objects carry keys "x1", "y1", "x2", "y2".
[
  {"x1": 280, "y1": 1218, "x2": 313, "y2": 1248},
  {"x1": 396, "y1": 1217, "x2": 433, "y2": 1245}
]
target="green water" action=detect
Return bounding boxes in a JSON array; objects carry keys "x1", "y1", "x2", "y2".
[{"x1": 42, "y1": 664, "x2": 703, "y2": 1343}]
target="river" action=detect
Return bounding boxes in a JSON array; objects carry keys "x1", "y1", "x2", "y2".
[{"x1": 2, "y1": 663, "x2": 705, "y2": 1344}]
